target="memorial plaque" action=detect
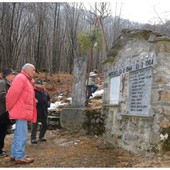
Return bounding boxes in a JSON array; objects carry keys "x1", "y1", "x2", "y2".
[
  {"x1": 109, "y1": 76, "x2": 120, "y2": 105},
  {"x1": 128, "y1": 67, "x2": 152, "y2": 115}
]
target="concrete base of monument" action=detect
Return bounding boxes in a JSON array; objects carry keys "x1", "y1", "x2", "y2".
[{"x1": 60, "y1": 107, "x2": 87, "y2": 133}]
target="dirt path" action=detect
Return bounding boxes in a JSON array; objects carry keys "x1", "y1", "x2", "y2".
[{"x1": 1, "y1": 129, "x2": 170, "y2": 168}]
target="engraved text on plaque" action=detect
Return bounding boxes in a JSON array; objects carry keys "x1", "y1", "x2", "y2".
[{"x1": 129, "y1": 67, "x2": 152, "y2": 115}]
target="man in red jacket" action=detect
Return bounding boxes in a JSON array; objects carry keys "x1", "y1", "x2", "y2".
[{"x1": 6, "y1": 63, "x2": 37, "y2": 164}]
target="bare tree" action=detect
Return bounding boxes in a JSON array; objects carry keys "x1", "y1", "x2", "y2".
[
  {"x1": 0, "y1": 3, "x2": 36, "y2": 70},
  {"x1": 0, "y1": 2, "x2": 152, "y2": 73}
]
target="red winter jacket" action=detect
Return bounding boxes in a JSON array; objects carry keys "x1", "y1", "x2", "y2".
[{"x1": 6, "y1": 71, "x2": 37, "y2": 123}]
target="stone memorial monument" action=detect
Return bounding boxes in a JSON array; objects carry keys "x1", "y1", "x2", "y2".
[
  {"x1": 102, "y1": 29, "x2": 170, "y2": 155},
  {"x1": 60, "y1": 56, "x2": 87, "y2": 132}
]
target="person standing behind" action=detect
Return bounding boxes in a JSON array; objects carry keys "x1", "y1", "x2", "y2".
[
  {"x1": 6, "y1": 63, "x2": 37, "y2": 164},
  {"x1": 0, "y1": 69, "x2": 15, "y2": 157},
  {"x1": 86, "y1": 70, "x2": 100, "y2": 99},
  {"x1": 31, "y1": 78, "x2": 50, "y2": 144}
]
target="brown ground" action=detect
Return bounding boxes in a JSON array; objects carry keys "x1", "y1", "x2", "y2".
[{"x1": 1, "y1": 128, "x2": 170, "y2": 168}]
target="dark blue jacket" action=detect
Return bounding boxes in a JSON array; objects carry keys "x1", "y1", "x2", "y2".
[{"x1": 34, "y1": 86, "x2": 50, "y2": 119}]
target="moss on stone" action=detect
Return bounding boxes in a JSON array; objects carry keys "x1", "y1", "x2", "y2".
[
  {"x1": 82, "y1": 109, "x2": 106, "y2": 135},
  {"x1": 161, "y1": 127, "x2": 170, "y2": 151}
]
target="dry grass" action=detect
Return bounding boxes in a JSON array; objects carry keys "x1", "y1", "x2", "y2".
[{"x1": 35, "y1": 72, "x2": 73, "y2": 102}]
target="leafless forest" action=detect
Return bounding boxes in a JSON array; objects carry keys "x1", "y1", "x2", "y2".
[{"x1": 0, "y1": 2, "x2": 169, "y2": 74}]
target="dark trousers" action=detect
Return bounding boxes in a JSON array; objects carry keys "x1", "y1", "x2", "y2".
[
  {"x1": 0, "y1": 124, "x2": 8, "y2": 154},
  {"x1": 31, "y1": 117, "x2": 48, "y2": 140},
  {"x1": 86, "y1": 85, "x2": 98, "y2": 99},
  {"x1": 0, "y1": 112, "x2": 10, "y2": 154}
]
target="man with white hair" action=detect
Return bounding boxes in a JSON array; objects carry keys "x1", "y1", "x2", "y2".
[{"x1": 6, "y1": 63, "x2": 37, "y2": 164}]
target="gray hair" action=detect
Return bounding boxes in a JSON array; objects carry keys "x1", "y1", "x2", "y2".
[{"x1": 22, "y1": 63, "x2": 34, "y2": 71}]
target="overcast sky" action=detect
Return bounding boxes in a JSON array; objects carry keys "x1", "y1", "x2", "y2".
[
  {"x1": 112, "y1": 0, "x2": 170, "y2": 24},
  {"x1": 2, "y1": 0, "x2": 170, "y2": 24},
  {"x1": 81, "y1": 0, "x2": 170, "y2": 24}
]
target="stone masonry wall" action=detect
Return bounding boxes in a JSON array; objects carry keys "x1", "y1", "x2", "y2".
[
  {"x1": 61, "y1": 107, "x2": 106, "y2": 135},
  {"x1": 103, "y1": 30, "x2": 170, "y2": 156}
]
